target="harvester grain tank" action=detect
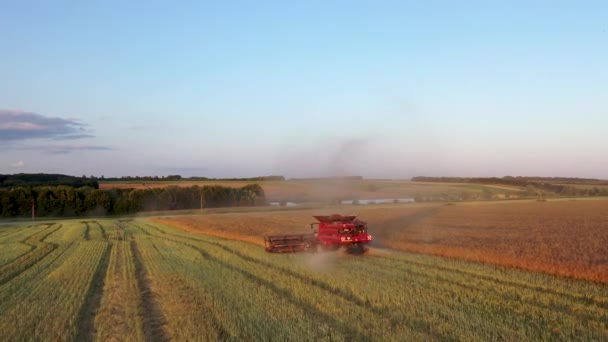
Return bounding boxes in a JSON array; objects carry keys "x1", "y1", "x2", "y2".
[{"x1": 264, "y1": 214, "x2": 372, "y2": 253}]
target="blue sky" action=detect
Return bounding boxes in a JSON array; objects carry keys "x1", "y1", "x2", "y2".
[{"x1": 1, "y1": 1, "x2": 607, "y2": 178}]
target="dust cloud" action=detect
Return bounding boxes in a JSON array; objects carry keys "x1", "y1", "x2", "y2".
[
  {"x1": 272, "y1": 101, "x2": 442, "y2": 180},
  {"x1": 301, "y1": 251, "x2": 338, "y2": 273}
]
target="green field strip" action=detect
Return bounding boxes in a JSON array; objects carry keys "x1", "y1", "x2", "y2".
[
  {"x1": 148, "y1": 225, "x2": 534, "y2": 340},
  {"x1": 166, "y1": 238, "x2": 384, "y2": 340},
  {"x1": 143, "y1": 222, "x2": 371, "y2": 301},
  {"x1": 332, "y1": 254, "x2": 608, "y2": 340},
  {"x1": 143, "y1": 220, "x2": 608, "y2": 340},
  {"x1": 0, "y1": 241, "x2": 108, "y2": 341},
  {"x1": 365, "y1": 255, "x2": 608, "y2": 316},
  {"x1": 129, "y1": 224, "x2": 369, "y2": 340},
  {"x1": 361, "y1": 256, "x2": 607, "y2": 340},
  {"x1": 137, "y1": 223, "x2": 514, "y2": 339},
  {"x1": 74, "y1": 242, "x2": 112, "y2": 341},
  {"x1": 370, "y1": 253, "x2": 608, "y2": 310},
  {"x1": 0, "y1": 223, "x2": 62, "y2": 286},
  {"x1": 135, "y1": 222, "x2": 435, "y2": 340},
  {"x1": 0, "y1": 243, "x2": 32, "y2": 267},
  {"x1": 94, "y1": 237, "x2": 145, "y2": 341},
  {"x1": 130, "y1": 234, "x2": 229, "y2": 341},
  {"x1": 138, "y1": 240, "x2": 232, "y2": 340},
  {"x1": 0, "y1": 243, "x2": 74, "y2": 304},
  {"x1": 0, "y1": 224, "x2": 34, "y2": 240},
  {"x1": 141, "y1": 224, "x2": 440, "y2": 339},
  {"x1": 130, "y1": 238, "x2": 171, "y2": 342},
  {"x1": 45, "y1": 221, "x2": 88, "y2": 244},
  {"x1": 0, "y1": 224, "x2": 42, "y2": 266},
  {"x1": 142, "y1": 237, "x2": 370, "y2": 341},
  {"x1": 0, "y1": 223, "x2": 51, "y2": 244}
]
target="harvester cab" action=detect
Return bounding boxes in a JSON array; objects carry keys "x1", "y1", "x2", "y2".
[{"x1": 264, "y1": 214, "x2": 372, "y2": 253}]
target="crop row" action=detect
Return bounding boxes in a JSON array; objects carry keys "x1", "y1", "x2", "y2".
[
  {"x1": 0, "y1": 240, "x2": 109, "y2": 341},
  {"x1": 0, "y1": 223, "x2": 62, "y2": 286},
  {"x1": 74, "y1": 220, "x2": 124, "y2": 341},
  {"x1": 0, "y1": 223, "x2": 40, "y2": 242},
  {"x1": 132, "y1": 222, "x2": 348, "y2": 340},
  {"x1": 127, "y1": 229, "x2": 225, "y2": 340}
]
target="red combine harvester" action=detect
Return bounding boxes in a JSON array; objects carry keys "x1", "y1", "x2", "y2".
[{"x1": 264, "y1": 214, "x2": 372, "y2": 253}]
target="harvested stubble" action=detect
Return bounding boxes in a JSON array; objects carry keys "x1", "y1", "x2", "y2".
[{"x1": 159, "y1": 200, "x2": 608, "y2": 283}]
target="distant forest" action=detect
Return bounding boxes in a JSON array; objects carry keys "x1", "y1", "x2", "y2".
[
  {"x1": 0, "y1": 174, "x2": 99, "y2": 189},
  {"x1": 412, "y1": 176, "x2": 608, "y2": 197},
  {"x1": 0, "y1": 175, "x2": 266, "y2": 218},
  {"x1": 101, "y1": 175, "x2": 285, "y2": 182}
]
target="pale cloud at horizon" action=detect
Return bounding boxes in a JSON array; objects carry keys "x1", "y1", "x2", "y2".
[
  {"x1": 17, "y1": 143, "x2": 115, "y2": 155},
  {"x1": 9, "y1": 160, "x2": 24, "y2": 168}
]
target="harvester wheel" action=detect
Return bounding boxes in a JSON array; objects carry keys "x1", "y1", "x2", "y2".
[
  {"x1": 346, "y1": 244, "x2": 368, "y2": 255},
  {"x1": 321, "y1": 244, "x2": 340, "y2": 252}
]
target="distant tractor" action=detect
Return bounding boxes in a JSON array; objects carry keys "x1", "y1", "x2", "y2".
[{"x1": 264, "y1": 214, "x2": 372, "y2": 253}]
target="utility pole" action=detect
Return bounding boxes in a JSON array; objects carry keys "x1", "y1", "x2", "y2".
[
  {"x1": 31, "y1": 198, "x2": 35, "y2": 221},
  {"x1": 200, "y1": 190, "x2": 206, "y2": 212}
]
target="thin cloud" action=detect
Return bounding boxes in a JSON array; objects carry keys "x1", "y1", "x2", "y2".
[
  {"x1": 0, "y1": 109, "x2": 91, "y2": 141},
  {"x1": 52, "y1": 133, "x2": 96, "y2": 140},
  {"x1": 19, "y1": 143, "x2": 115, "y2": 154},
  {"x1": 10, "y1": 160, "x2": 25, "y2": 168}
]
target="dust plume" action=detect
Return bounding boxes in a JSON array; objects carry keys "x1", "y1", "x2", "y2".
[{"x1": 301, "y1": 251, "x2": 339, "y2": 273}]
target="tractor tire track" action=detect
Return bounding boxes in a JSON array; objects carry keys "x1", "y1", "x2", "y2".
[
  {"x1": 92, "y1": 221, "x2": 108, "y2": 240},
  {"x1": 146, "y1": 240, "x2": 232, "y2": 341},
  {"x1": 130, "y1": 225, "x2": 241, "y2": 339},
  {"x1": 0, "y1": 243, "x2": 74, "y2": 303},
  {"x1": 135, "y1": 224, "x2": 441, "y2": 340},
  {"x1": 130, "y1": 239, "x2": 170, "y2": 342},
  {"x1": 74, "y1": 242, "x2": 113, "y2": 341},
  {"x1": 133, "y1": 227, "x2": 232, "y2": 340},
  {"x1": 167, "y1": 238, "x2": 372, "y2": 341},
  {"x1": 0, "y1": 224, "x2": 62, "y2": 286},
  {"x1": 179, "y1": 232, "x2": 372, "y2": 305},
  {"x1": 0, "y1": 224, "x2": 35, "y2": 239},
  {"x1": 83, "y1": 222, "x2": 91, "y2": 240},
  {"x1": 0, "y1": 224, "x2": 57, "y2": 266}
]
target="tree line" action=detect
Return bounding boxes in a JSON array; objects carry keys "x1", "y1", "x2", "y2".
[
  {"x1": 0, "y1": 184, "x2": 266, "y2": 218},
  {"x1": 0, "y1": 174, "x2": 99, "y2": 189},
  {"x1": 100, "y1": 175, "x2": 285, "y2": 181}
]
